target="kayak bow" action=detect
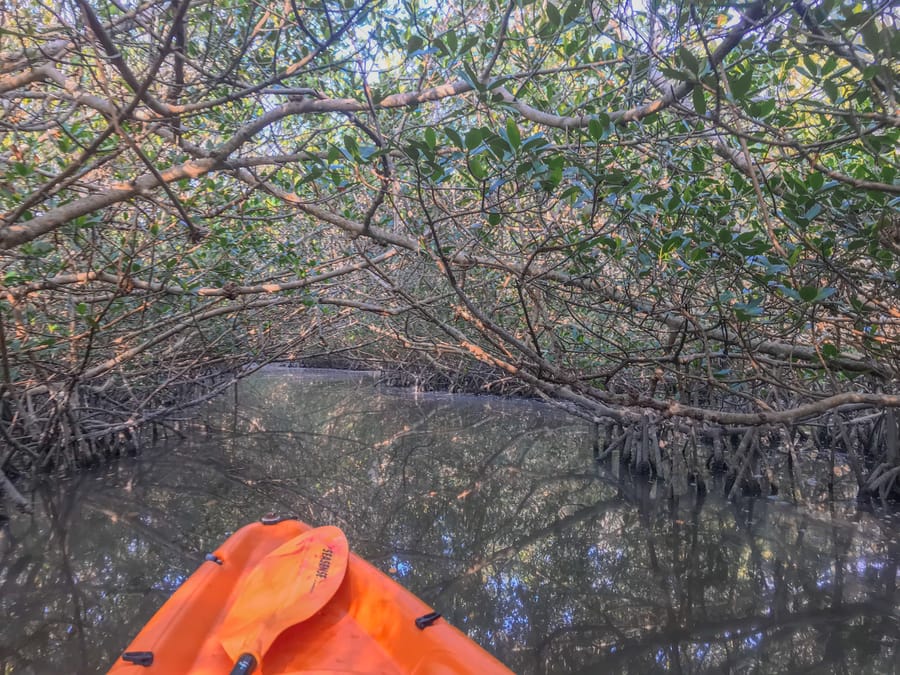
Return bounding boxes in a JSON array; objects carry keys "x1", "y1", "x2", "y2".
[{"x1": 110, "y1": 518, "x2": 513, "y2": 674}]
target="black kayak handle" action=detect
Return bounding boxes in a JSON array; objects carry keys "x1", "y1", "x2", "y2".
[
  {"x1": 121, "y1": 651, "x2": 154, "y2": 666},
  {"x1": 415, "y1": 611, "x2": 442, "y2": 629},
  {"x1": 229, "y1": 653, "x2": 258, "y2": 675}
]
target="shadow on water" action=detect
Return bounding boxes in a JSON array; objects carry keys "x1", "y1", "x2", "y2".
[{"x1": 1, "y1": 367, "x2": 899, "y2": 674}]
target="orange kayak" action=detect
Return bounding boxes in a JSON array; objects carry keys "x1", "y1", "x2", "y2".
[{"x1": 109, "y1": 517, "x2": 513, "y2": 674}]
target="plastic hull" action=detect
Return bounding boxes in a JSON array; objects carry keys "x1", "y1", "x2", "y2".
[{"x1": 108, "y1": 519, "x2": 513, "y2": 674}]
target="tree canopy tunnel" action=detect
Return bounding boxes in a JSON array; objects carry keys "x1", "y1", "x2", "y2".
[{"x1": 0, "y1": 0, "x2": 898, "y2": 500}]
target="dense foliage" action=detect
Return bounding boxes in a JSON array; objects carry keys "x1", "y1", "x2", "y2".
[{"x1": 0, "y1": 0, "x2": 898, "y2": 496}]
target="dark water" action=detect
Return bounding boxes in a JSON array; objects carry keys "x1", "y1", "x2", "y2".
[{"x1": 2, "y1": 368, "x2": 899, "y2": 674}]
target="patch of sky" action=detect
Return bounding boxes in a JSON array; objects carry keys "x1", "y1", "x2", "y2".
[
  {"x1": 816, "y1": 567, "x2": 835, "y2": 589},
  {"x1": 152, "y1": 571, "x2": 188, "y2": 591},
  {"x1": 744, "y1": 631, "x2": 764, "y2": 649},
  {"x1": 389, "y1": 555, "x2": 412, "y2": 577},
  {"x1": 855, "y1": 558, "x2": 884, "y2": 575},
  {"x1": 484, "y1": 573, "x2": 531, "y2": 633}
]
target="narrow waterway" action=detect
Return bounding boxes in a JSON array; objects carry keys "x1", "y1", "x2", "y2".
[{"x1": 2, "y1": 368, "x2": 898, "y2": 674}]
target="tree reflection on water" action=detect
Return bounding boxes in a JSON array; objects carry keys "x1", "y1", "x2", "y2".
[{"x1": 1, "y1": 368, "x2": 898, "y2": 674}]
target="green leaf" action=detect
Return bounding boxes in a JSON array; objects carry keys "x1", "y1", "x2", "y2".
[
  {"x1": 807, "y1": 172, "x2": 825, "y2": 191},
  {"x1": 521, "y1": 133, "x2": 549, "y2": 151},
  {"x1": 563, "y1": 0, "x2": 581, "y2": 24},
  {"x1": 823, "y1": 79, "x2": 840, "y2": 102},
  {"x1": 798, "y1": 286, "x2": 818, "y2": 302},
  {"x1": 444, "y1": 127, "x2": 463, "y2": 148},
  {"x1": 692, "y1": 86, "x2": 706, "y2": 116},
  {"x1": 816, "y1": 287, "x2": 837, "y2": 302},
  {"x1": 486, "y1": 134, "x2": 510, "y2": 159},
  {"x1": 358, "y1": 145, "x2": 381, "y2": 161},
  {"x1": 803, "y1": 203, "x2": 822, "y2": 221},
  {"x1": 457, "y1": 64, "x2": 482, "y2": 92},
  {"x1": 22, "y1": 240, "x2": 53, "y2": 256},
  {"x1": 465, "y1": 128, "x2": 483, "y2": 150},
  {"x1": 730, "y1": 68, "x2": 754, "y2": 99},
  {"x1": 802, "y1": 55, "x2": 818, "y2": 76},
  {"x1": 659, "y1": 67, "x2": 692, "y2": 82},
  {"x1": 342, "y1": 135, "x2": 359, "y2": 157},
  {"x1": 677, "y1": 46, "x2": 700, "y2": 76},
  {"x1": 734, "y1": 302, "x2": 764, "y2": 321},
  {"x1": 798, "y1": 285, "x2": 836, "y2": 303},
  {"x1": 461, "y1": 35, "x2": 479, "y2": 54},
  {"x1": 468, "y1": 156, "x2": 487, "y2": 180},
  {"x1": 861, "y1": 22, "x2": 882, "y2": 55},
  {"x1": 424, "y1": 127, "x2": 437, "y2": 149},
  {"x1": 587, "y1": 114, "x2": 610, "y2": 141},
  {"x1": 432, "y1": 36, "x2": 448, "y2": 56},
  {"x1": 749, "y1": 98, "x2": 775, "y2": 118},
  {"x1": 506, "y1": 118, "x2": 521, "y2": 150},
  {"x1": 445, "y1": 30, "x2": 458, "y2": 53},
  {"x1": 547, "y1": 2, "x2": 561, "y2": 27},
  {"x1": 406, "y1": 35, "x2": 424, "y2": 54}
]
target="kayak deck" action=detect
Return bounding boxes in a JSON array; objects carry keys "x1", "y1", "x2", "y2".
[{"x1": 109, "y1": 519, "x2": 512, "y2": 674}]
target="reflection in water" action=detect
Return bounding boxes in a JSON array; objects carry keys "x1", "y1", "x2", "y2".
[{"x1": 1, "y1": 368, "x2": 898, "y2": 674}]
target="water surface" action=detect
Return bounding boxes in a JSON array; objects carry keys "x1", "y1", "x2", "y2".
[{"x1": 1, "y1": 368, "x2": 898, "y2": 673}]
